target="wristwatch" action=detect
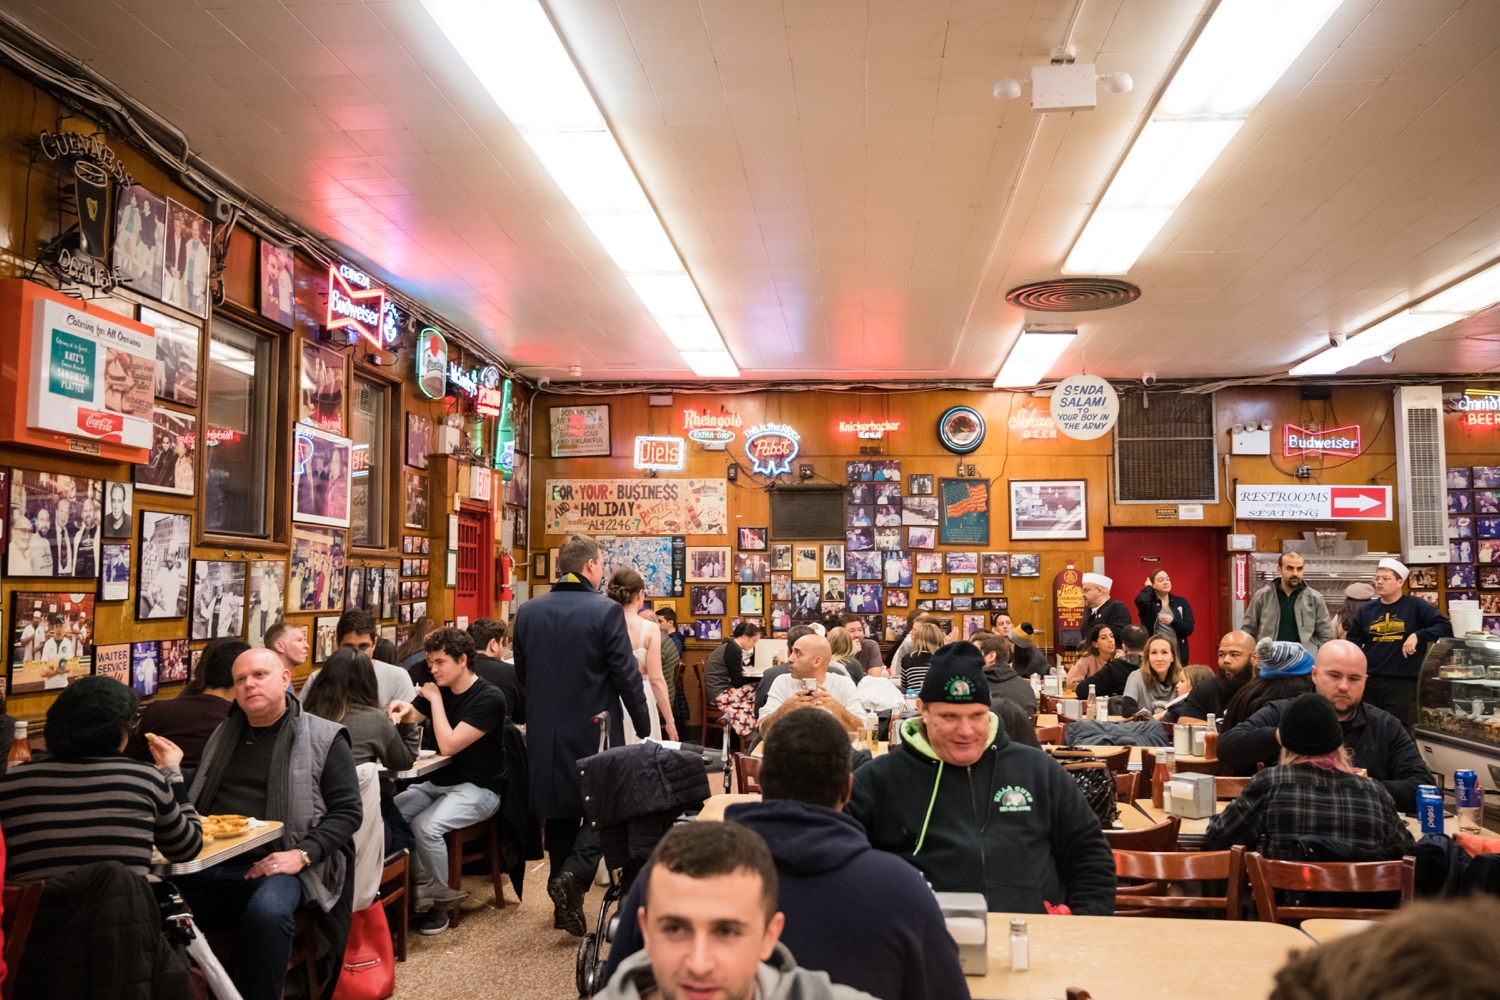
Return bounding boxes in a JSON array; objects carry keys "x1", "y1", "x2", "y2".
[{"x1": 298, "y1": 849, "x2": 312, "y2": 868}]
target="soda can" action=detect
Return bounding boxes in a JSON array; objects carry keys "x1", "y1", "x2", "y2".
[
  {"x1": 1455, "y1": 770, "x2": 1482, "y2": 810},
  {"x1": 1416, "y1": 784, "x2": 1444, "y2": 835}
]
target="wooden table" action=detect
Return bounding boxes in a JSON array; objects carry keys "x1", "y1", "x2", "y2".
[
  {"x1": 1300, "y1": 918, "x2": 1377, "y2": 943},
  {"x1": 392, "y1": 754, "x2": 452, "y2": 779},
  {"x1": 968, "y1": 912, "x2": 1309, "y2": 999},
  {"x1": 1134, "y1": 797, "x2": 1500, "y2": 843},
  {"x1": 151, "y1": 821, "x2": 285, "y2": 875},
  {"x1": 697, "y1": 793, "x2": 760, "y2": 821}
]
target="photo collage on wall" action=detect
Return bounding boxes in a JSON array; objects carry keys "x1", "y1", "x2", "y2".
[{"x1": 1446, "y1": 466, "x2": 1500, "y2": 628}]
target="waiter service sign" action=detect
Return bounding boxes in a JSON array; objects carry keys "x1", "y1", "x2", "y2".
[
  {"x1": 30, "y1": 297, "x2": 154, "y2": 447},
  {"x1": 1235, "y1": 484, "x2": 1391, "y2": 521}
]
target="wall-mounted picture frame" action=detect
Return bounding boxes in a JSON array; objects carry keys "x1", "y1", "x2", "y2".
[
  {"x1": 115, "y1": 185, "x2": 166, "y2": 300},
  {"x1": 135, "y1": 407, "x2": 196, "y2": 496},
  {"x1": 737, "y1": 527, "x2": 768, "y2": 551},
  {"x1": 938, "y1": 478, "x2": 989, "y2": 545},
  {"x1": 95, "y1": 642, "x2": 130, "y2": 685},
  {"x1": 159, "y1": 638, "x2": 191, "y2": 684},
  {"x1": 140, "y1": 307, "x2": 198, "y2": 406},
  {"x1": 738, "y1": 584, "x2": 765, "y2": 616},
  {"x1": 259, "y1": 241, "x2": 296, "y2": 328},
  {"x1": 8, "y1": 470, "x2": 104, "y2": 579},
  {"x1": 406, "y1": 413, "x2": 433, "y2": 470},
  {"x1": 405, "y1": 471, "x2": 429, "y2": 530},
  {"x1": 100, "y1": 542, "x2": 131, "y2": 601},
  {"x1": 314, "y1": 615, "x2": 340, "y2": 663},
  {"x1": 908, "y1": 474, "x2": 934, "y2": 496},
  {"x1": 247, "y1": 560, "x2": 286, "y2": 648},
  {"x1": 137, "y1": 511, "x2": 192, "y2": 619},
  {"x1": 191, "y1": 560, "x2": 247, "y2": 640},
  {"x1": 822, "y1": 544, "x2": 844, "y2": 572},
  {"x1": 691, "y1": 585, "x2": 727, "y2": 616},
  {"x1": 10, "y1": 591, "x2": 94, "y2": 694},
  {"x1": 1010, "y1": 553, "x2": 1041, "y2": 577},
  {"x1": 770, "y1": 544, "x2": 793, "y2": 572},
  {"x1": 1009, "y1": 479, "x2": 1087, "y2": 541},
  {"x1": 533, "y1": 552, "x2": 549, "y2": 581},
  {"x1": 793, "y1": 545, "x2": 819, "y2": 580},
  {"x1": 290, "y1": 525, "x2": 347, "y2": 612},
  {"x1": 299, "y1": 341, "x2": 345, "y2": 435},
  {"x1": 292, "y1": 424, "x2": 353, "y2": 528},
  {"x1": 549, "y1": 404, "x2": 611, "y2": 458},
  {"x1": 686, "y1": 547, "x2": 730, "y2": 583},
  {"x1": 733, "y1": 552, "x2": 769, "y2": 583},
  {"x1": 101, "y1": 481, "x2": 133, "y2": 539},
  {"x1": 131, "y1": 640, "x2": 158, "y2": 696}
]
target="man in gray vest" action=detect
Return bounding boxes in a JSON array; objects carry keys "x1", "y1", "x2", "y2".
[{"x1": 177, "y1": 648, "x2": 363, "y2": 1000}]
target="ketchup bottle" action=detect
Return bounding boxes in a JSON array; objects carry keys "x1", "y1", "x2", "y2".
[{"x1": 1150, "y1": 750, "x2": 1175, "y2": 809}]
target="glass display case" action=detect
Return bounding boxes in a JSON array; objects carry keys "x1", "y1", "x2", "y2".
[{"x1": 1415, "y1": 636, "x2": 1500, "y2": 792}]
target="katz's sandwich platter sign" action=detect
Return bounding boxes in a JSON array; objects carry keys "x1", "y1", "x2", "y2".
[
  {"x1": 30, "y1": 296, "x2": 155, "y2": 448},
  {"x1": 1235, "y1": 484, "x2": 1391, "y2": 521}
]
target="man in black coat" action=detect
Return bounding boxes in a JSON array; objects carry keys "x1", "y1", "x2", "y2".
[
  {"x1": 514, "y1": 535, "x2": 650, "y2": 935},
  {"x1": 1079, "y1": 573, "x2": 1132, "y2": 649}
]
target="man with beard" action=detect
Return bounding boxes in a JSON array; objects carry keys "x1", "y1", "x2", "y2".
[
  {"x1": 1163, "y1": 630, "x2": 1257, "y2": 723},
  {"x1": 73, "y1": 497, "x2": 101, "y2": 578}
]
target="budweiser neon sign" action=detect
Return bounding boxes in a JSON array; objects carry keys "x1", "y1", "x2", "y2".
[
  {"x1": 326, "y1": 263, "x2": 386, "y2": 348},
  {"x1": 1284, "y1": 423, "x2": 1361, "y2": 457},
  {"x1": 837, "y1": 419, "x2": 900, "y2": 439},
  {"x1": 683, "y1": 408, "x2": 741, "y2": 443},
  {"x1": 743, "y1": 423, "x2": 800, "y2": 477},
  {"x1": 1008, "y1": 405, "x2": 1057, "y2": 439}
]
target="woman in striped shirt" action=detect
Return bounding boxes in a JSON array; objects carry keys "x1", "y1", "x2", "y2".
[{"x1": 0, "y1": 676, "x2": 203, "y2": 883}]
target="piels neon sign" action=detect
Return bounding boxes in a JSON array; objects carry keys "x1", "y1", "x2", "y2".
[
  {"x1": 1283, "y1": 423, "x2": 1362, "y2": 457},
  {"x1": 743, "y1": 423, "x2": 800, "y2": 477},
  {"x1": 837, "y1": 419, "x2": 900, "y2": 439},
  {"x1": 634, "y1": 436, "x2": 686, "y2": 471},
  {"x1": 326, "y1": 263, "x2": 386, "y2": 348}
]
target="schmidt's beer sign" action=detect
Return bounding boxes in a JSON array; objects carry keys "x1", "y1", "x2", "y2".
[{"x1": 1283, "y1": 423, "x2": 1361, "y2": 457}]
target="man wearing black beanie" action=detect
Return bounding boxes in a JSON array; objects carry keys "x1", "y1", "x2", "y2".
[{"x1": 846, "y1": 642, "x2": 1116, "y2": 914}]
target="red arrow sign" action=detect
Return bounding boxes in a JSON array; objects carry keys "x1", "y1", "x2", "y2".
[{"x1": 1329, "y1": 486, "x2": 1389, "y2": 519}]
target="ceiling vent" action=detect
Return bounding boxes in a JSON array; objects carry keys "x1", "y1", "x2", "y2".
[
  {"x1": 1006, "y1": 278, "x2": 1141, "y2": 312},
  {"x1": 1394, "y1": 386, "x2": 1447, "y2": 564}
]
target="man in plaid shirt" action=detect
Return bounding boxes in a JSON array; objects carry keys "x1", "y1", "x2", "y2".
[{"x1": 1201, "y1": 694, "x2": 1415, "y2": 861}]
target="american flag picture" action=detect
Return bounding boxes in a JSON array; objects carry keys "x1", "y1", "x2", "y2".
[
  {"x1": 945, "y1": 481, "x2": 989, "y2": 518},
  {"x1": 940, "y1": 478, "x2": 990, "y2": 545}
]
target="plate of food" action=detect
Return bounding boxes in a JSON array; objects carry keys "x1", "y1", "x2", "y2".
[{"x1": 200, "y1": 814, "x2": 252, "y2": 844}]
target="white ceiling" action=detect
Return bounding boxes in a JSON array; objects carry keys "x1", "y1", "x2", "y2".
[{"x1": 6, "y1": 0, "x2": 1500, "y2": 381}]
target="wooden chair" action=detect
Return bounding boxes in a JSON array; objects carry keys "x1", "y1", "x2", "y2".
[
  {"x1": 1098, "y1": 749, "x2": 1130, "y2": 774},
  {"x1": 1, "y1": 882, "x2": 43, "y2": 1000},
  {"x1": 1215, "y1": 776, "x2": 1251, "y2": 799},
  {"x1": 287, "y1": 910, "x2": 319, "y2": 997},
  {"x1": 733, "y1": 753, "x2": 763, "y2": 794},
  {"x1": 1113, "y1": 846, "x2": 1246, "y2": 919},
  {"x1": 1103, "y1": 816, "x2": 1181, "y2": 852},
  {"x1": 380, "y1": 848, "x2": 410, "y2": 963},
  {"x1": 692, "y1": 660, "x2": 727, "y2": 750},
  {"x1": 1035, "y1": 724, "x2": 1064, "y2": 744},
  {"x1": 443, "y1": 815, "x2": 508, "y2": 927},
  {"x1": 1114, "y1": 771, "x2": 1140, "y2": 803},
  {"x1": 1246, "y1": 853, "x2": 1416, "y2": 924},
  {"x1": 1176, "y1": 757, "x2": 1223, "y2": 776}
]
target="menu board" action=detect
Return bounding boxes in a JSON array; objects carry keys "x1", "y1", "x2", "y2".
[
  {"x1": 29, "y1": 298, "x2": 155, "y2": 448},
  {"x1": 543, "y1": 479, "x2": 727, "y2": 535}
]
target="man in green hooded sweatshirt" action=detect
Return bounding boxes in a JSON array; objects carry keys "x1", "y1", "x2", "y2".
[{"x1": 847, "y1": 643, "x2": 1116, "y2": 914}]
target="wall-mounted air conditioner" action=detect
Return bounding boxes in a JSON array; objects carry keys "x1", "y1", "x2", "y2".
[{"x1": 1393, "y1": 386, "x2": 1447, "y2": 564}]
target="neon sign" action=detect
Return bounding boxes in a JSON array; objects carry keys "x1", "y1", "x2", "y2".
[
  {"x1": 447, "y1": 363, "x2": 478, "y2": 397},
  {"x1": 1457, "y1": 390, "x2": 1500, "y2": 428},
  {"x1": 416, "y1": 328, "x2": 448, "y2": 399},
  {"x1": 1283, "y1": 423, "x2": 1361, "y2": 457},
  {"x1": 326, "y1": 263, "x2": 386, "y2": 347},
  {"x1": 838, "y1": 419, "x2": 900, "y2": 439},
  {"x1": 1008, "y1": 405, "x2": 1057, "y2": 439},
  {"x1": 743, "y1": 423, "x2": 800, "y2": 476},
  {"x1": 476, "y1": 366, "x2": 502, "y2": 417},
  {"x1": 683, "y1": 408, "x2": 741, "y2": 443},
  {"x1": 634, "y1": 436, "x2": 686, "y2": 471}
]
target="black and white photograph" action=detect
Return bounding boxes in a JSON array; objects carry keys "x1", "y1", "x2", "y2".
[
  {"x1": 791, "y1": 581, "x2": 821, "y2": 619},
  {"x1": 771, "y1": 544, "x2": 792, "y2": 571},
  {"x1": 99, "y1": 542, "x2": 130, "y2": 602},
  {"x1": 686, "y1": 546, "x2": 730, "y2": 583},
  {"x1": 823, "y1": 573, "x2": 845, "y2": 602},
  {"x1": 383, "y1": 569, "x2": 398, "y2": 619},
  {"x1": 347, "y1": 565, "x2": 367, "y2": 615},
  {"x1": 1009, "y1": 479, "x2": 1088, "y2": 540},
  {"x1": 908, "y1": 474, "x2": 934, "y2": 495},
  {"x1": 114, "y1": 184, "x2": 165, "y2": 298},
  {"x1": 162, "y1": 198, "x2": 212, "y2": 317},
  {"x1": 366, "y1": 567, "x2": 384, "y2": 616},
  {"x1": 293, "y1": 424, "x2": 353, "y2": 528},
  {"x1": 794, "y1": 545, "x2": 820, "y2": 579},
  {"x1": 259, "y1": 241, "x2": 295, "y2": 328},
  {"x1": 1010, "y1": 553, "x2": 1041, "y2": 577},
  {"x1": 102, "y1": 482, "x2": 133, "y2": 538},
  {"x1": 246, "y1": 560, "x2": 286, "y2": 648},
  {"x1": 691, "y1": 585, "x2": 727, "y2": 616},
  {"x1": 407, "y1": 413, "x2": 433, "y2": 469},
  {"x1": 140, "y1": 307, "x2": 199, "y2": 406},
  {"x1": 822, "y1": 544, "x2": 844, "y2": 572},
  {"x1": 137, "y1": 511, "x2": 190, "y2": 619},
  {"x1": 8, "y1": 471, "x2": 103, "y2": 579},
  {"x1": 191, "y1": 560, "x2": 246, "y2": 640},
  {"x1": 902, "y1": 497, "x2": 939, "y2": 525},
  {"x1": 135, "y1": 408, "x2": 196, "y2": 495},
  {"x1": 314, "y1": 616, "x2": 339, "y2": 663},
  {"x1": 405, "y1": 471, "x2": 429, "y2": 530}
]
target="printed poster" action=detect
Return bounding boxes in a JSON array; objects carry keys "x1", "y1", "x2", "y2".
[
  {"x1": 599, "y1": 535, "x2": 684, "y2": 597},
  {"x1": 543, "y1": 479, "x2": 728, "y2": 535},
  {"x1": 549, "y1": 404, "x2": 611, "y2": 458},
  {"x1": 29, "y1": 298, "x2": 155, "y2": 448}
]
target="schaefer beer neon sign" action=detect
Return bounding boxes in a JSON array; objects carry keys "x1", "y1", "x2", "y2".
[
  {"x1": 1283, "y1": 423, "x2": 1361, "y2": 457},
  {"x1": 743, "y1": 423, "x2": 800, "y2": 476}
]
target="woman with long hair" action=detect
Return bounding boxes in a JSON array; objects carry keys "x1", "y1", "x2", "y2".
[
  {"x1": 303, "y1": 648, "x2": 416, "y2": 806},
  {"x1": 1066, "y1": 623, "x2": 1119, "y2": 688},
  {"x1": 1333, "y1": 581, "x2": 1375, "y2": 640},
  {"x1": 606, "y1": 567, "x2": 677, "y2": 742},
  {"x1": 1125, "y1": 635, "x2": 1184, "y2": 717},
  {"x1": 398, "y1": 616, "x2": 440, "y2": 675},
  {"x1": 827, "y1": 626, "x2": 862, "y2": 677},
  {"x1": 1134, "y1": 567, "x2": 1195, "y2": 661},
  {"x1": 706, "y1": 620, "x2": 764, "y2": 742},
  {"x1": 899, "y1": 622, "x2": 945, "y2": 694}
]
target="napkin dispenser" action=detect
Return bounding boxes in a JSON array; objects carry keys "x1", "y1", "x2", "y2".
[
  {"x1": 1165, "y1": 771, "x2": 1216, "y2": 819},
  {"x1": 935, "y1": 891, "x2": 988, "y2": 976}
]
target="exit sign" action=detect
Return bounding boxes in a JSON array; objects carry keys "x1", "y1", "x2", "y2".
[{"x1": 633, "y1": 435, "x2": 685, "y2": 471}]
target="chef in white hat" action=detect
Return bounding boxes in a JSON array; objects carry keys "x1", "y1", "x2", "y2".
[
  {"x1": 1345, "y1": 556, "x2": 1453, "y2": 724},
  {"x1": 1079, "y1": 572, "x2": 1132, "y2": 649}
]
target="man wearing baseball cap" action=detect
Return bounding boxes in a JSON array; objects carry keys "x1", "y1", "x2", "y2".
[
  {"x1": 1346, "y1": 557, "x2": 1452, "y2": 725},
  {"x1": 1079, "y1": 573, "x2": 1131, "y2": 649},
  {"x1": 847, "y1": 643, "x2": 1115, "y2": 914}
]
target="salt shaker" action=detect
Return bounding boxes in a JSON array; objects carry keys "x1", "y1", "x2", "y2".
[{"x1": 1009, "y1": 918, "x2": 1029, "y2": 971}]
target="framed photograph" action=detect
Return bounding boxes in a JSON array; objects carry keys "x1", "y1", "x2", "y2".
[
  {"x1": 1008, "y1": 479, "x2": 1086, "y2": 541},
  {"x1": 846, "y1": 528, "x2": 874, "y2": 551},
  {"x1": 691, "y1": 585, "x2": 727, "y2": 616},
  {"x1": 739, "y1": 584, "x2": 765, "y2": 616},
  {"x1": 137, "y1": 511, "x2": 191, "y2": 619},
  {"x1": 1450, "y1": 590, "x2": 1476, "y2": 605},
  {"x1": 823, "y1": 544, "x2": 844, "y2": 571},
  {"x1": 1449, "y1": 491, "x2": 1473, "y2": 514},
  {"x1": 901, "y1": 497, "x2": 938, "y2": 526},
  {"x1": 738, "y1": 527, "x2": 768, "y2": 551},
  {"x1": 915, "y1": 551, "x2": 944, "y2": 575},
  {"x1": 873, "y1": 460, "x2": 900, "y2": 482},
  {"x1": 131, "y1": 640, "x2": 158, "y2": 696},
  {"x1": 1458, "y1": 540, "x2": 1478, "y2": 563},
  {"x1": 874, "y1": 505, "x2": 902, "y2": 527},
  {"x1": 874, "y1": 527, "x2": 902, "y2": 551},
  {"x1": 1010, "y1": 553, "x2": 1042, "y2": 577},
  {"x1": 290, "y1": 525, "x2": 347, "y2": 612},
  {"x1": 1477, "y1": 491, "x2": 1500, "y2": 514},
  {"x1": 771, "y1": 544, "x2": 793, "y2": 571},
  {"x1": 1482, "y1": 593, "x2": 1500, "y2": 615},
  {"x1": 1452, "y1": 515, "x2": 1474, "y2": 538},
  {"x1": 405, "y1": 471, "x2": 429, "y2": 530},
  {"x1": 549, "y1": 404, "x2": 611, "y2": 458},
  {"x1": 686, "y1": 547, "x2": 731, "y2": 583},
  {"x1": 874, "y1": 482, "x2": 902, "y2": 506},
  {"x1": 694, "y1": 618, "x2": 723, "y2": 642},
  {"x1": 1479, "y1": 517, "x2": 1500, "y2": 539},
  {"x1": 299, "y1": 341, "x2": 345, "y2": 434},
  {"x1": 100, "y1": 542, "x2": 131, "y2": 601},
  {"x1": 951, "y1": 577, "x2": 975, "y2": 595},
  {"x1": 973, "y1": 599, "x2": 991, "y2": 610},
  {"x1": 847, "y1": 583, "x2": 883, "y2": 614},
  {"x1": 940, "y1": 478, "x2": 991, "y2": 544},
  {"x1": 915, "y1": 600, "x2": 935, "y2": 611},
  {"x1": 135, "y1": 407, "x2": 196, "y2": 495},
  {"x1": 365, "y1": 567, "x2": 384, "y2": 615},
  {"x1": 946, "y1": 551, "x2": 979, "y2": 574},
  {"x1": 115, "y1": 185, "x2": 166, "y2": 299},
  {"x1": 847, "y1": 483, "x2": 873, "y2": 505},
  {"x1": 259, "y1": 242, "x2": 295, "y2": 327},
  {"x1": 770, "y1": 603, "x2": 792, "y2": 633},
  {"x1": 95, "y1": 643, "x2": 130, "y2": 684},
  {"x1": 934, "y1": 599, "x2": 953, "y2": 612},
  {"x1": 770, "y1": 574, "x2": 791, "y2": 601},
  {"x1": 191, "y1": 560, "x2": 247, "y2": 640},
  {"x1": 383, "y1": 570, "x2": 397, "y2": 619},
  {"x1": 1477, "y1": 467, "x2": 1500, "y2": 489},
  {"x1": 888, "y1": 588, "x2": 909, "y2": 608},
  {"x1": 733, "y1": 552, "x2": 769, "y2": 583},
  {"x1": 1449, "y1": 467, "x2": 1473, "y2": 489},
  {"x1": 884, "y1": 551, "x2": 912, "y2": 587},
  {"x1": 293, "y1": 424, "x2": 353, "y2": 527},
  {"x1": 533, "y1": 552, "x2": 549, "y2": 580},
  {"x1": 907, "y1": 526, "x2": 936, "y2": 549},
  {"x1": 847, "y1": 505, "x2": 874, "y2": 528},
  {"x1": 793, "y1": 545, "x2": 820, "y2": 579},
  {"x1": 1409, "y1": 565, "x2": 1439, "y2": 590},
  {"x1": 10, "y1": 592, "x2": 94, "y2": 694},
  {"x1": 314, "y1": 616, "x2": 340, "y2": 663},
  {"x1": 821, "y1": 574, "x2": 845, "y2": 602},
  {"x1": 140, "y1": 307, "x2": 199, "y2": 406},
  {"x1": 909, "y1": 474, "x2": 934, "y2": 495},
  {"x1": 159, "y1": 638, "x2": 190, "y2": 684},
  {"x1": 963, "y1": 614, "x2": 986, "y2": 639},
  {"x1": 406, "y1": 413, "x2": 433, "y2": 470},
  {"x1": 163, "y1": 198, "x2": 212, "y2": 316},
  {"x1": 100, "y1": 482, "x2": 133, "y2": 539},
  {"x1": 791, "y1": 581, "x2": 821, "y2": 618},
  {"x1": 398, "y1": 603, "x2": 411, "y2": 624},
  {"x1": 1449, "y1": 564, "x2": 1477, "y2": 589},
  {"x1": 8, "y1": 471, "x2": 103, "y2": 578},
  {"x1": 918, "y1": 578, "x2": 939, "y2": 594},
  {"x1": 983, "y1": 576, "x2": 1006, "y2": 595},
  {"x1": 346, "y1": 566, "x2": 366, "y2": 614},
  {"x1": 846, "y1": 550, "x2": 882, "y2": 581},
  {"x1": 247, "y1": 560, "x2": 286, "y2": 647}
]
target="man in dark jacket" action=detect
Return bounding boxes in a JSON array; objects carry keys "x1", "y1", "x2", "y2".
[
  {"x1": 1215, "y1": 639, "x2": 1432, "y2": 812},
  {"x1": 1077, "y1": 624, "x2": 1147, "y2": 702},
  {"x1": 976, "y1": 632, "x2": 1036, "y2": 714},
  {"x1": 1163, "y1": 630, "x2": 1255, "y2": 723},
  {"x1": 1346, "y1": 557, "x2": 1453, "y2": 724},
  {"x1": 467, "y1": 616, "x2": 525, "y2": 723},
  {"x1": 848, "y1": 644, "x2": 1115, "y2": 914},
  {"x1": 605, "y1": 710, "x2": 968, "y2": 1000},
  {"x1": 1079, "y1": 573, "x2": 1132, "y2": 650},
  {"x1": 514, "y1": 534, "x2": 650, "y2": 935}
]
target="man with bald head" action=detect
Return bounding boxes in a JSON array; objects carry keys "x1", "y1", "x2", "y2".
[
  {"x1": 1164, "y1": 630, "x2": 1258, "y2": 723},
  {"x1": 1215, "y1": 638, "x2": 1432, "y2": 811},
  {"x1": 759, "y1": 632, "x2": 864, "y2": 736},
  {"x1": 178, "y1": 647, "x2": 363, "y2": 1000}
]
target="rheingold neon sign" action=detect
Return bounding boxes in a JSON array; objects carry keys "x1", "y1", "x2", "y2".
[
  {"x1": 683, "y1": 408, "x2": 741, "y2": 443},
  {"x1": 743, "y1": 423, "x2": 800, "y2": 476},
  {"x1": 326, "y1": 263, "x2": 386, "y2": 348}
]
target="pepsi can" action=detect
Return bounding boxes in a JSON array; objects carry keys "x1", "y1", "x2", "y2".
[
  {"x1": 1417, "y1": 785, "x2": 1444, "y2": 835},
  {"x1": 1455, "y1": 770, "x2": 1483, "y2": 832}
]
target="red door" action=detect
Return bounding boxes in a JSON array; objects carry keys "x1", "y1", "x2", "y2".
[
  {"x1": 455, "y1": 505, "x2": 492, "y2": 626},
  {"x1": 1102, "y1": 527, "x2": 1223, "y2": 665}
]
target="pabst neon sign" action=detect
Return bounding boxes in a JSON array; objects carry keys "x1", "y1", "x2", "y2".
[
  {"x1": 326, "y1": 263, "x2": 386, "y2": 348},
  {"x1": 683, "y1": 408, "x2": 741, "y2": 443},
  {"x1": 837, "y1": 419, "x2": 900, "y2": 439},
  {"x1": 743, "y1": 423, "x2": 800, "y2": 477},
  {"x1": 1008, "y1": 405, "x2": 1057, "y2": 439},
  {"x1": 1283, "y1": 423, "x2": 1362, "y2": 457}
]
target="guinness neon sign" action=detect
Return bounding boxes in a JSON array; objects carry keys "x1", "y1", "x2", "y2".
[{"x1": 743, "y1": 423, "x2": 800, "y2": 477}]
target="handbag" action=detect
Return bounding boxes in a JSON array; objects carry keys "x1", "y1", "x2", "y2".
[
  {"x1": 1048, "y1": 751, "x2": 1119, "y2": 827},
  {"x1": 330, "y1": 903, "x2": 395, "y2": 1000}
]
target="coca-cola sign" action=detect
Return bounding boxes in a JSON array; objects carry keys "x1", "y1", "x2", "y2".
[{"x1": 76, "y1": 408, "x2": 124, "y2": 440}]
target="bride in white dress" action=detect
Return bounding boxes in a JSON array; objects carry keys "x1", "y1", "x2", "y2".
[{"x1": 606, "y1": 567, "x2": 677, "y2": 743}]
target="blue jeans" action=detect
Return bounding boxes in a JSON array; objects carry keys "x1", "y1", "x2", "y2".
[
  {"x1": 173, "y1": 865, "x2": 304, "y2": 1000},
  {"x1": 394, "y1": 780, "x2": 500, "y2": 888}
]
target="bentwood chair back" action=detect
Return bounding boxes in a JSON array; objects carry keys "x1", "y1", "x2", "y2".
[
  {"x1": 380, "y1": 849, "x2": 410, "y2": 963},
  {"x1": 1114, "y1": 771, "x2": 1140, "y2": 803},
  {"x1": 692, "y1": 660, "x2": 727, "y2": 750},
  {"x1": 1, "y1": 881, "x2": 43, "y2": 1000},
  {"x1": 1215, "y1": 776, "x2": 1251, "y2": 799},
  {"x1": 1246, "y1": 853, "x2": 1416, "y2": 923},
  {"x1": 1035, "y1": 724, "x2": 1065, "y2": 744},
  {"x1": 732, "y1": 753, "x2": 763, "y2": 795},
  {"x1": 1102, "y1": 816, "x2": 1181, "y2": 852},
  {"x1": 1113, "y1": 846, "x2": 1245, "y2": 919}
]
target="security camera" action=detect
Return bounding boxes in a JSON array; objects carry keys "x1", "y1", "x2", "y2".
[
  {"x1": 993, "y1": 78, "x2": 1023, "y2": 100},
  {"x1": 1142, "y1": 373, "x2": 1158, "y2": 386},
  {"x1": 1099, "y1": 71, "x2": 1133, "y2": 94},
  {"x1": 537, "y1": 376, "x2": 551, "y2": 388},
  {"x1": 1381, "y1": 350, "x2": 1396, "y2": 363},
  {"x1": 1329, "y1": 332, "x2": 1347, "y2": 347}
]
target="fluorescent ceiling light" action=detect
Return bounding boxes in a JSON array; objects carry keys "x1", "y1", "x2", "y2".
[
  {"x1": 423, "y1": 0, "x2": 738, "y2": 378},
  {"x1": 994, "y1": 329, "x2": 1077, "y2": 388},
  {"x1": 1064, "y1": 0, "x2": 1345, "y2": 275}
]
